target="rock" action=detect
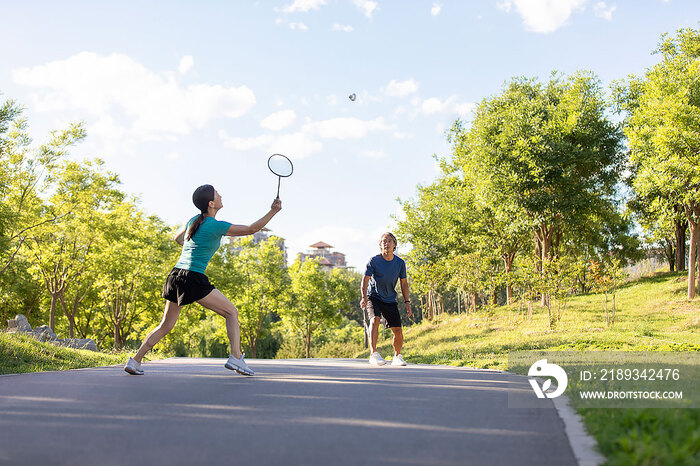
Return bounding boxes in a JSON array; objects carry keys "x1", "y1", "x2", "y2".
[
  {"x1": 58, "y1": 338, "x2": 98, "y2": 352},
  {"x1": 13, "y1": 315, "x2": 32, "y2": 332},
  {"x1": 33, "y1": 325, "x2": 58, "y2": 342},
  {"x1": 5, "y1": 315, "x2": 97, "y2": 351}
]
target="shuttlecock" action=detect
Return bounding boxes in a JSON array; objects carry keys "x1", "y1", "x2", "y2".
[{"x1": 349, "y1": 93, "x2": 356, "y2": 101}]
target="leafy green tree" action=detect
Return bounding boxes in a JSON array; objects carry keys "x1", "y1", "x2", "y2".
[
  {"x1": 26, "y1": 160, "x2": 123, "y2": 333},
  {"x1": 282, "y1": 258, "x2": 356, "y2": 358},
  {"x1": 209, "y1": 236, "x2": 289, "y2": 357},
  {"x1": 94, "y1": 202, "x2": 173, "y2": 349},
  {"x1": 0, "y1": 95, "x2": 85, "y2": 278},
  {"x1": 615, "y1": 28, "x2": 700, "y2": 297},
  {"x1": 589, "y1": 258, "x2": 627, "y2": 327},
  {"x1": 451, "y1": 72, "x2": 627, "y2": 302}
]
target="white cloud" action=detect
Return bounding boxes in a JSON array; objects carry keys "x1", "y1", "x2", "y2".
[
  {"x1": 178, "y1": 55, "x2": 194, "y2": 75},
  {"x1": 277, "y1": 0, "x2": 327, "y2": 13},
  {"x1": 220, "y1": 115, "x2": 393, "y2": 159},
  {"x1": 289, "y1": 22, "x2": 308, "y2": 30},
  {"x1": 332, "y1": 23, "x2": 354, "y2": 32},
  {"x1": 431, "y1": 3, "x2": 442, "y2": 16},
  {"x1": 219, "y1": 130, "x2": 322, "y2": 159},
  {"x1": 420, "y1": 96, "x2": 475, "y2": 118},
  {"x1": 12, "y1": 52, "x2": 256, "y2": 139},
  {"x1": 260, "y1": 109, "x2": 297, "y2": 131},
  {"x1": 352, "y1": 0, "x2": 378, "y2": 18},
  {"x1": 165, "y1": 152, "x2": 180, "y2": 160},
  {"x1": 498, "y1": 0, "x2": 587, "y2": 34},
  {"x1": 421, "y1": 96, "x2": 452, "y2": 114},
  {"x1": 326, "y1": 95, "x2": 338, "y2": 106},
  {"x1": 593, "y1": 2, "x2": 616, "y2": 20},
  {"x1": 362, "y1": 149, "x2": 385, "y2": 158},
  {"x1": 454, "y1": 101, "x2": 476, "y2": 118},
  {"x1": 497, "y1": 1, "x2": 513, "y2": 13},
  {"x1": 304, "y1": 116, "x2": 395, "y2": 140},
  {"x1": 383, "y1": 78, "x2": 419, "y2": 97}
]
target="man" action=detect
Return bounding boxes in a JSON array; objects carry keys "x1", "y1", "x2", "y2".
[{"x1": 361, "y1": 232, "x2": 411, "y2": 366}]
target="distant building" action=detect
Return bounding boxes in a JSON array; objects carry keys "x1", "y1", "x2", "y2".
[{"x1": 298, "y1": 241, "x2": 348, "y2": 270}]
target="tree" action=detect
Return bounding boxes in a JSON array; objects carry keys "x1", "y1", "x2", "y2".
[
  {"x1": 452, "y1": 72, "x2": 627, "y2": 303},
  {"x1": 282, "y1": 259, "x2": 356, "y2": 358},
  {"x1": 26, "y1": 159, "x2": 123, "y2": 333},
  {"x1": 589, "y1": 258, "x2": 627, "y2": 327},
  {"x1": 0, "y1": 95, "x2": 86, "y2": 278},
  {"x1": 615, "y1": 28, "x2": 700, "y2": 297},
  {"x1": 209, "y1": 236, "x2": 289, "y2": 358},
  {"x1": 94, "y1": 203, "x2": 173, "y2": 349}
]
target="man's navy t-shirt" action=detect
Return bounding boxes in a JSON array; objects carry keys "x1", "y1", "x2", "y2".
[{"x1": 364, "y1": 254, "x2": 407, "y2": 303}]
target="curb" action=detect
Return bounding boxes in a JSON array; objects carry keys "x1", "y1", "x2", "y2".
[{"x1": 552, "y1": 394, "x2": 606, "y2": 466}]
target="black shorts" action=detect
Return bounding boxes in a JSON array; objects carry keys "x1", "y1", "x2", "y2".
[
  {"x1": 366, "y1": 297, "x2": 402, "y2": 328},
  {"x1": 162, "y1": 268, "x2": 215, "y2": 306}
]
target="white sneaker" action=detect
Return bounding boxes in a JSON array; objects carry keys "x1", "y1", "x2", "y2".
[
  {"x1": 391, "y1": 354, "x2": 407, "y2": 366},
  {"x1": 369, "y1": 352, "x2": 387, "y2": 366},
  {"x1": 225, "y1": 354, "x2": 254, "y2": 376},
  {"x1": 124, "y1": 357, "x2": 144, "y2": 375}
]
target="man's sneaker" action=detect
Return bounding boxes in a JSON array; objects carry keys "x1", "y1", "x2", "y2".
[
  {"x1": 225, "y1": 354, "x2": 254, "y2": 376},
  {"x1": 391, "y1": 354, "x2": 407, "y2": 366},
  {"x1": 369, "y1": 352, "x2": 387, "y2": 366},
  {"x1": 124, "y1": 357, "x2": 144, "y2": 375}
]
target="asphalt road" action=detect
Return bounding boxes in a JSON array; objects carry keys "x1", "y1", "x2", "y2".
[{"x1": 0, "y1": 358, "x2": 577, "y2": 466}]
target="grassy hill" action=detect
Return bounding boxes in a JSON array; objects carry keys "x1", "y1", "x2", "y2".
[
  {"x1": 0, "y1": 332, "x2": 127, "y2": 375},
  {"x1": 365, "y1": 271, "x2": 699, "y2": 368},
  {"x1": 361, "y1": 271, "x2": 700, "y2": 466}
]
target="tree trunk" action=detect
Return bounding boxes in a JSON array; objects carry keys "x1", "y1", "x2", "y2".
[
  {"x1": 604, "y1": 292, "x2": 609, "y2": 327},
  {"x1": 675, "y1": 217, "x2": 687, "y2": 271},
  {"x1": 537, "y1": 224, "x2": 554, "y2": 306},
  {"x1": 611, "y1": 294, "x2": 616, "y2": 327},
  {"x1": 59, "y1": 295, "x2": 77, "y2": 338},
  {"x1": 695, "y1": 226, "x2": 700, "y2": 295},
  {"x1": 534, "y1": 236, "x2": 542, "y2": 273},
  {"x1": 305, "y1": 331, "x2": 311, "y2": 359},
  {"x1": 664, "y1": 238, "x2": 675, "y2": 272},
  {"x1": 503, "y1": 253, "x2": 515, "y2": 305},
  {"x1": 250, "y1": 338, "x2": 258, "y2": 358},
  {"x1": 49, "y1": 292, "x2": 60, "y2": 331},
  {"x1": 685, "y1": 203, "x2": 700, "y2": 299},
  {"x1": 114, "y1": 316, "x2": 123, "y2": 350}
]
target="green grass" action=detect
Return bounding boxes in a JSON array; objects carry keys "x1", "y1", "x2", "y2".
[
  {"x1": 0, "y1": 332, "x2": 129, "y2": 375},
  {"x1": 357, "y1": 271, "x2": 700, "y2": 465}
]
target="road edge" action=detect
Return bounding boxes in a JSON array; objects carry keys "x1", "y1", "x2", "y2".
[{"x1": 552, "y1": 394, "x2": 606, "y2": 466}]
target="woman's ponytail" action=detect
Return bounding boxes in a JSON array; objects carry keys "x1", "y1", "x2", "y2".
[
  {"x1": 186, "y1": 184, "x2": 216, "y2": 241},
  {"x1": 186, "y1": 213, "x2": 206, "y2": 241}
]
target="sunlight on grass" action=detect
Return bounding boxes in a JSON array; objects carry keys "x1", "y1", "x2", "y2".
[{"x1": 0, "y1": 332, "x2": 130, "y2": 375}]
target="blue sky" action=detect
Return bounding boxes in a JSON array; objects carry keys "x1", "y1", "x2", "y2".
[{"x1": 1, "y1": 1, "x2": 698, "y2": 269}]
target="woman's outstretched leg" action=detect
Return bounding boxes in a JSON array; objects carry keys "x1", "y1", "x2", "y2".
[
  {"x1": 133, "y1": 300, "x2": 182, "y2": 362},
  {"x1": 197, "y1": 289, "x2": 253, "y2": 375},
  {"x1": 196, "y1": 289, "x2": 241, "y2": 357}
]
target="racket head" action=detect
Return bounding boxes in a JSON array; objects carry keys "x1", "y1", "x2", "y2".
[{"x1": 268, "y1": 153, "x2": 294, "y2": 177}]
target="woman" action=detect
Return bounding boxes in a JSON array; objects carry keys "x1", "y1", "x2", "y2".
[{"x1": 124, "y1": 184, "x2": 282, "y2": 376}]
